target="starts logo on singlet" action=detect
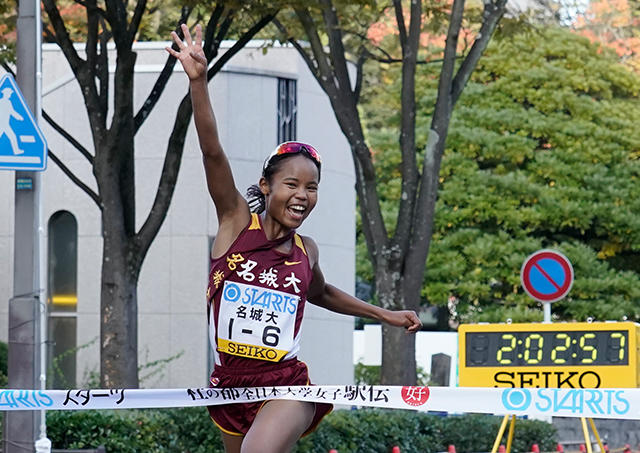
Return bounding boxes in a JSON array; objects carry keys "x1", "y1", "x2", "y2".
[{"x1": 401, "y1": 386, "x2": 430, "y2": 407}]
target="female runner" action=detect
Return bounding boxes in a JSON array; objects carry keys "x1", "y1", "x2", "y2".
[{"x1": 167, "y1": 24, "x2": 422, "y2": 453}]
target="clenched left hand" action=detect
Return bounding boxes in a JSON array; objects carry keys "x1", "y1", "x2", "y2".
[{"x1": 383, "y1": 310, "x2": 422, "y2": 333}]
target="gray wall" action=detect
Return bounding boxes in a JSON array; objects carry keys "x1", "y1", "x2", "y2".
[
  {"x1": 0, "y1": 41, "x2": 356, "y2": 388},
  {"x1": 555, "y1": 417, "x2": 640, "y2": 450}
]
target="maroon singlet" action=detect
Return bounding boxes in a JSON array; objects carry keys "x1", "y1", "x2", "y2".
[
  {"x1": 207, "y1": 213, "x2": 313, "y2": 368},
  {"x1": 206, "y1": 213, "x2": 332, "y2": 436}
]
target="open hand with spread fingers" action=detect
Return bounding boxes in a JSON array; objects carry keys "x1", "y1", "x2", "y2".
[{"x1": 166, "y1": 23, "x2": 207, "y2": 81}]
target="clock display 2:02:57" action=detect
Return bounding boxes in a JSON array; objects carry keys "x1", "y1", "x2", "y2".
[{"x1": 465, "y1": 330, "x2": 628, "y2": 367}]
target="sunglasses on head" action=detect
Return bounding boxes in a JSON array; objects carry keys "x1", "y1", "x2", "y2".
[{"x1": 263, "y1": 141, "x2": 322, "y2": 171}]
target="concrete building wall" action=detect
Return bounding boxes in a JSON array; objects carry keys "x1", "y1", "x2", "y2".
[{"x1": 0, "y1": 41, "x2": 356, "y2": 388}]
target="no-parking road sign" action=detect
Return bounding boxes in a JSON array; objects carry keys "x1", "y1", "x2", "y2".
[{"x1": 520, "y1": 249, "x2": 574, "y2": 303}]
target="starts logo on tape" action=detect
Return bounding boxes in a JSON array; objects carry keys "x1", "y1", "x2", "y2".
[{"x1": 502, "y1": 388, "x2": 630, "y2": 416}]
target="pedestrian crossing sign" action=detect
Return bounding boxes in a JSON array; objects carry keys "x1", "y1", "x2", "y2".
[{"x1": 0, "y1": 73, "x2": 47, "y2": 171}]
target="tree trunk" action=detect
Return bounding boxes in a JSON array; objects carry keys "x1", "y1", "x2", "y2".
[
  {"x1": 381, "y1": 323, "x2": 417, "y2": 385},
  {"x1": 376, "y1": 255, "x2": 418, "y2": 385},
  {"x1": 40, "y1": 0, "x2": 279, "y2": 389},
  {"x1": 100, "y1": 232, "x2": 139, "y2": 388},
  {"x1": 97, "y1": 132, "x2": 139, "y2": 387},
  {"x1": 287, "y1": 0, "x2": 507, "y2": 386}
]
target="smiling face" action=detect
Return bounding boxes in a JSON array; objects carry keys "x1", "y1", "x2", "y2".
[{"x1": 260, "y1": 154, "x2": 320, "y2": 230}]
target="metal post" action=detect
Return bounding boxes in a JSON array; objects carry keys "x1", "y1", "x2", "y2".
[
  {"x1": 3, "y1": 0, "x2": 43, "y2": 450},
  {"x1": 35, "y1": 0, "x2": 48, "y2": 442},
  {"x1": 491, "y1": 415, "x2": 510, "y2": 453},
  {"x1": 5, "y1": 297, "x2": 40, "y2": 452},
  {"x1": 581, "y1": 417, "x2": 593, "y2": 453},
  {"x1": 543, "y1": 303, "x2": 551, "y2": 323},
  {"x1": 587, "y1": 418, "x2": 605, "y2": 453},
  {"x1": 505, "y1": 415, "x2": 516, "y2": 453}
]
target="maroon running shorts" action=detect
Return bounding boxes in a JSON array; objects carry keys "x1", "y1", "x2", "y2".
[{"x1": 207, "y1": 359, "x2": 333, "y2": 437}]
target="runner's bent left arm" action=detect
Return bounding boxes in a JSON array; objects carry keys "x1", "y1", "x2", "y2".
[{"x1": 304, "y1": 237, "x2": 422, "y2": 333}]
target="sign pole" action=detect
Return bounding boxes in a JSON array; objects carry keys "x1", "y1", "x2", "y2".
[
  {"x1": 4, "y1": 0, "x2": 44, "y2": 451},
  {"x1": 543, "y1": 303, "x2": 551, "y2": 324}
]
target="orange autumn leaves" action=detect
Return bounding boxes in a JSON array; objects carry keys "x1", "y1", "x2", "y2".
[
  {"x1": 573, "y1": 0, "x2": 640, "y2": 72},
  {"x1": 366, "y1": 2, "x2": 477, "y2": 60},
  {"x1": 367, "y1": 0, "x2": 640, "y2": 73}
]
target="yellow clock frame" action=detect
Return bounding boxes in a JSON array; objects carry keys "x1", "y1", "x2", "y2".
[{"x1": 458, "y1": 322, "x2": 640, "y2": 388}]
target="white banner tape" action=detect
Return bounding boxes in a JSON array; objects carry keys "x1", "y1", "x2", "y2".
[{"x1": 1, "y1": 386, "x2": 637, "y2": 419}]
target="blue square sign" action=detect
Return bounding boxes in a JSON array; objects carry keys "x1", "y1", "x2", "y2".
[{"x1": 0, "y1": 73, "x2": 48, "y2": 171}]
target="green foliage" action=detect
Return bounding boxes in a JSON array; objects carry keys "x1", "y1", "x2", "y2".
[
  {"x1": 296, "y1": 411, "x2": 557, "y2": 453},
  {"x1": 46, "y1": 407, "x2": 224, "y2": 453},
  {"x1": 46, "y1": 407, "x2": 555, "y2": 453},
  {"x1": 74, "y1": 346, "x2": 185, "y2": 389},
  {"x1": 48, "y1": 337, "x2": 99, "y2": 389},
  {"x1": 354, "y1": 361, "x2": 383, "y2": 385},
  {"x1": 435, "y1": 414, "x2": 556, "y2": 453},
  {"x1": 0, "y1": 0, "x2": 16, "y2": 65},
  {"x1": 361, "y1": 26, "x2": 640, "y2": 322},
  {"x1": 46, "y1": 336, "x2": 184, "y2": 389},
  {"x1": 355, "y1": 361, "x2": 431, "y2": 386},
  {"x1": 0, "y1": 340, "x2": 7, "y2": 388},
  {"x1": 138, "y1": 349, "x2": 185, "y2": 386}
]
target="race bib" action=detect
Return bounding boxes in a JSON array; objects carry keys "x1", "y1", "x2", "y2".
[{"x1": 217, "y1": 280, "x2": 299, "y2": 362}]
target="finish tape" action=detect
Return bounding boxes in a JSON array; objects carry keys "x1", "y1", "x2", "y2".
[{"x1": 1, "y1": 385, "x2": 637, "y2": 419}]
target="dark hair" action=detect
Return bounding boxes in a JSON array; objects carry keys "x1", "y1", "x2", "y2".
[{"x1": 245, "y1": 151, "x2": 321, "y2": 214}]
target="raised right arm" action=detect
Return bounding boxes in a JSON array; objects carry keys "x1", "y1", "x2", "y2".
[
  {"x1": 189, "y1": 71, "x2": 247, "y2": 220},
  {"x1": 167, "y1": 24, "x2": 250, "y2": 254}
]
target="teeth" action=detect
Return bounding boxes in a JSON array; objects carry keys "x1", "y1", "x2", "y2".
[{"x1": 290, "y1": 205, "x2": 305, "y2": 212}]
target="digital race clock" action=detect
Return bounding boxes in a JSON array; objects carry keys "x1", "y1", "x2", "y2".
[{"x1": 458, "y1": 322, "x2": 640, "y2": 388}]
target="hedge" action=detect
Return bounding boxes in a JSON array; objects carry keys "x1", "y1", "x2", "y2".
[
  {"x1": 0, "y1": 341, "x2": 7, "y2": 388},
  {"x1": 45, "y1": 407, "x2": 556, "y2": 453},
  {"x1": 296, "y1": 410, "x2": 556, "y2": 453},
  {"x1": 46, "y1": 408, "x2": 224, "y2": 453}
]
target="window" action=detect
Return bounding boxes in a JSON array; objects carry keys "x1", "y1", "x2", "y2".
[
  {"x1": 47, "y1": 316, "x2": 77, "y2": 388},
  {"x1": 277, "y1": 78, "x2": 297, "y2": 143},
  {"x1": 47, "y1": 210, "x2": 78, "y2": 388}
]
